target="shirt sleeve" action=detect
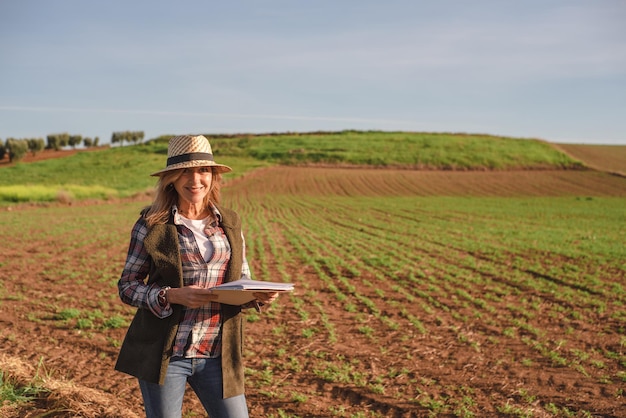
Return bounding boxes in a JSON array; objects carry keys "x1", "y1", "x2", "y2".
[{"x1": 118, "y1": 218, "x2": 173, "y2": 318}]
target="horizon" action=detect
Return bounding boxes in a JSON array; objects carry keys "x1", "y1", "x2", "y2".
[{"x1": 6, "y1": 130, "x2": 626, "y2": 152}]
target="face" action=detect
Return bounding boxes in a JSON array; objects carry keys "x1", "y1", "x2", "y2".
[{"x1": 173, "y1": 166, "x2": 213, "y2": 209}]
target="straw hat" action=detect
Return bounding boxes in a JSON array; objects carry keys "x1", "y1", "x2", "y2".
[{"x1": 150, "y1": 134, "x2": 232, "y2": 176}]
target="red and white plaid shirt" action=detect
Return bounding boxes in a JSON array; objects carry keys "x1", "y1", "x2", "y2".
[{"x1": 118, "y1": 205, "x2": 251, "y2": 358}]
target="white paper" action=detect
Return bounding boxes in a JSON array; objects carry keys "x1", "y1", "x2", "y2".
[{"x1": 209, "y1": 279, "x2": 294, "y2": 306}]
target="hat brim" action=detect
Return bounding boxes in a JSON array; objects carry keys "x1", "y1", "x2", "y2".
[{"x1": 150, "y1": 160, "x2": 232, "y2": 176}]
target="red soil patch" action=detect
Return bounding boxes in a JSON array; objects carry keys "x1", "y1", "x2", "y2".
[{"x1": 0, "y1": 147, "x2": 107, "y2": 166}]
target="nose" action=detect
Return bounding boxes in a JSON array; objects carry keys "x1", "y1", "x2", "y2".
[{"x1": 184, "y1": 169, "x2": 202, "y2": 179}]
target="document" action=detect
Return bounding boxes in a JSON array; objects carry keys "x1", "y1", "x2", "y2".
[{"x1": 209, "y1": 278, "x2": 294, "y2": 306}]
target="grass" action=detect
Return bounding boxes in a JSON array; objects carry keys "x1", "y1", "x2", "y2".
[
  {"x1": 199, "y1": 131, "x2": 581, "y2": 169},
  {"x1": 0, "y1": 130, "x2": 585, "y2": 204},
  {"x1": 0, "y1": 354, "x2": 139, "y2": 417},
  {"x1": 0, "y1": 371, "x2": 47, "y2": 405},
  {"x1": 0, "y1": 143, "x2": 269, "y2": 203},
  {"x1": 0, "y1": 184, "x2": 119, "y2": 203}
]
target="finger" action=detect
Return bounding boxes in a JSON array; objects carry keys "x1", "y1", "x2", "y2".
[
  {"x1": 253, "y1": 293, "x2": 267, "y2": 302},
  {"x1": 256, "y1": 292, "x2": 279, "y2": 303}
]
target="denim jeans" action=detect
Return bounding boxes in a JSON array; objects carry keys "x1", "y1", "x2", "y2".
[{"x1": 138, "y1": 357, "x2": 249, "y2": 418}]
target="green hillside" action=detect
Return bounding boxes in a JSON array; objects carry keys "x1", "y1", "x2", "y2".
[
  {"x1": 0, "y1": 131, "x2": 583, "y2": 203},
  {"x1": 156, "y1": 131, "x2": 581, "y2": 169}
]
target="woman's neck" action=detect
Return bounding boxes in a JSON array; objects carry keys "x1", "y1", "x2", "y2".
[{"x1": 178, "y1": 203, "x2": 208, "y2": 220}]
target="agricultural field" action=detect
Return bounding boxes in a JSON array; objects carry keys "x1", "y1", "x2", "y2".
[
  {"x1": 0, "y1": 134, "x2": 625, "y2": 417},
  {"x1": 553, "y1": 143, "x2": 626, "y2": 176}
]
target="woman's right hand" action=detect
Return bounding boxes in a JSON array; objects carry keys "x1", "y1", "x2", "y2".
[{"x1": 166, "y1": 285, "x2": 218, "y2": 308}]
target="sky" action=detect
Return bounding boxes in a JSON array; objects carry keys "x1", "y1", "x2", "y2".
[{"x1": 1, "y1": 0, "x2": 625, "y2": 145}]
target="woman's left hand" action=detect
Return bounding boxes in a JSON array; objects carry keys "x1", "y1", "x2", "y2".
[{"x1": 253, "y1": 291, "x2": 279, "y2": 305}]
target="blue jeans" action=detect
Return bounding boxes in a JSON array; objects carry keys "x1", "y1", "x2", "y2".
[{"x1": 138, "y1": 357, "x2": 249, "y2": 418}]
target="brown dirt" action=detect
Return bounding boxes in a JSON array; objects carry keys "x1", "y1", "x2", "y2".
[
  {"x1": 1, "y1": 146, "x2": 625, "y2": 417},
  {"x1": 0, "y1": 147, "x2": 107, "y2": 166},
  {"x1": 552, "y1": 143, "x2": 626, "y2": 176},
  {"x1": 227, "y1": 166, "x2": 626, "y2": 197}
]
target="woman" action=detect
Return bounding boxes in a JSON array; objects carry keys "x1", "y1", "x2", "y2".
[{"x1": 115, "y1": 134, "x2": 277, "y2": 418}]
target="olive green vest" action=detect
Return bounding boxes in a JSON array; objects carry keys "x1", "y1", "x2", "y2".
[{"x1": 114, "y1": 205, "x2": 245, "y2": 398}]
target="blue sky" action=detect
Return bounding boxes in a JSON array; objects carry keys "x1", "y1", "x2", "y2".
[{"x1": 1, "y1": 1, "x2": 625, "y2": 144}]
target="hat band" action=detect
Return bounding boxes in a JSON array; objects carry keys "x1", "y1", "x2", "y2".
[{"x1": 167, "y1": 152, "x2": 214, "y2": 167}]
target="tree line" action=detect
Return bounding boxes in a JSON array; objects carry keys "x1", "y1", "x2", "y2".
[
  {"x1": 111, "y1": 130, "x2": 144, "y2": 146},
  {"x1": 0, "y1": 130, "x2": 145, "y2": 162}
]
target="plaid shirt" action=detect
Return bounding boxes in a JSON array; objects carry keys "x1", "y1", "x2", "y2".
[{"x1": 119, "y1": 205, "x2": 251, "y2": 358}]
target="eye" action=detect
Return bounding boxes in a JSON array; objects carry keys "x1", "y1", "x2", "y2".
[{"x1": 200, "y1": 167, "x2": 212, "y2": 173}]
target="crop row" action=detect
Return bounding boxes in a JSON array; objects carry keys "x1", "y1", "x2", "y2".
[
  {"x1": 1, "y1": 187, "x2": 624, "y2": 416},
  {"x1": 227, "y1": 189, "x2": 626, "y2": 416}
]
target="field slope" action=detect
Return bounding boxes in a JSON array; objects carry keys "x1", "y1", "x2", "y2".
[
  {"x1": 553, "y1": 143, "x2": 626, "y2": 176},
  {"x1": 0, "y1": 131, "x2": 589, "y2": 204}
]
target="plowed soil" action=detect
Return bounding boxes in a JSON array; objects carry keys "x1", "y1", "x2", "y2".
[
  {"x1": 553, "y1": 143, "x2": 626, "y2": 176},
  {"x1": 1, "y1": 147, "x2": 625, "y2": 417}
]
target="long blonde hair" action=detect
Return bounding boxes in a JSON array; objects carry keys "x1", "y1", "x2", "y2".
[{"x1": 144, "y1": 167, "x2": 223, "y2": 227}]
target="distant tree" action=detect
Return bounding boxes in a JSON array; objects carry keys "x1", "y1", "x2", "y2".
[
  {"x1": 58, "y1": 133, "x2": 70, "y2": 148},
  {"x1": 0, "y1": 140, "x2": 6, "y2": 160},
  {"x1": 83, "y1": 137, "x2": 93, "y2": 147},
  {"x1": 111, "y1": 131, "x2": 122, "y2": 146},
  {"x1": 47, "y1": 132, "x2": 70, "y2": 150},
  {"x1": 68, "y1": 135, "x2": 82, "y2": 148},
  {"x1": 27, "y1": 138, "x2": 46, "y2": 155},
  {"x1": 130, "y1": 131, "x2": 145, "y2": 144},
  {"x1": 94, "y1": 136, "x2": 100, "y2": 146},
  {"x1": 47, "y1": 134, "x2": 61, "y2": 150},
  {"x1": 111, "y1": 130, "x2": 144, "y2": 146},
  {"x1": 6, "y1": 138, "x2": 29, "y2": 162}
]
